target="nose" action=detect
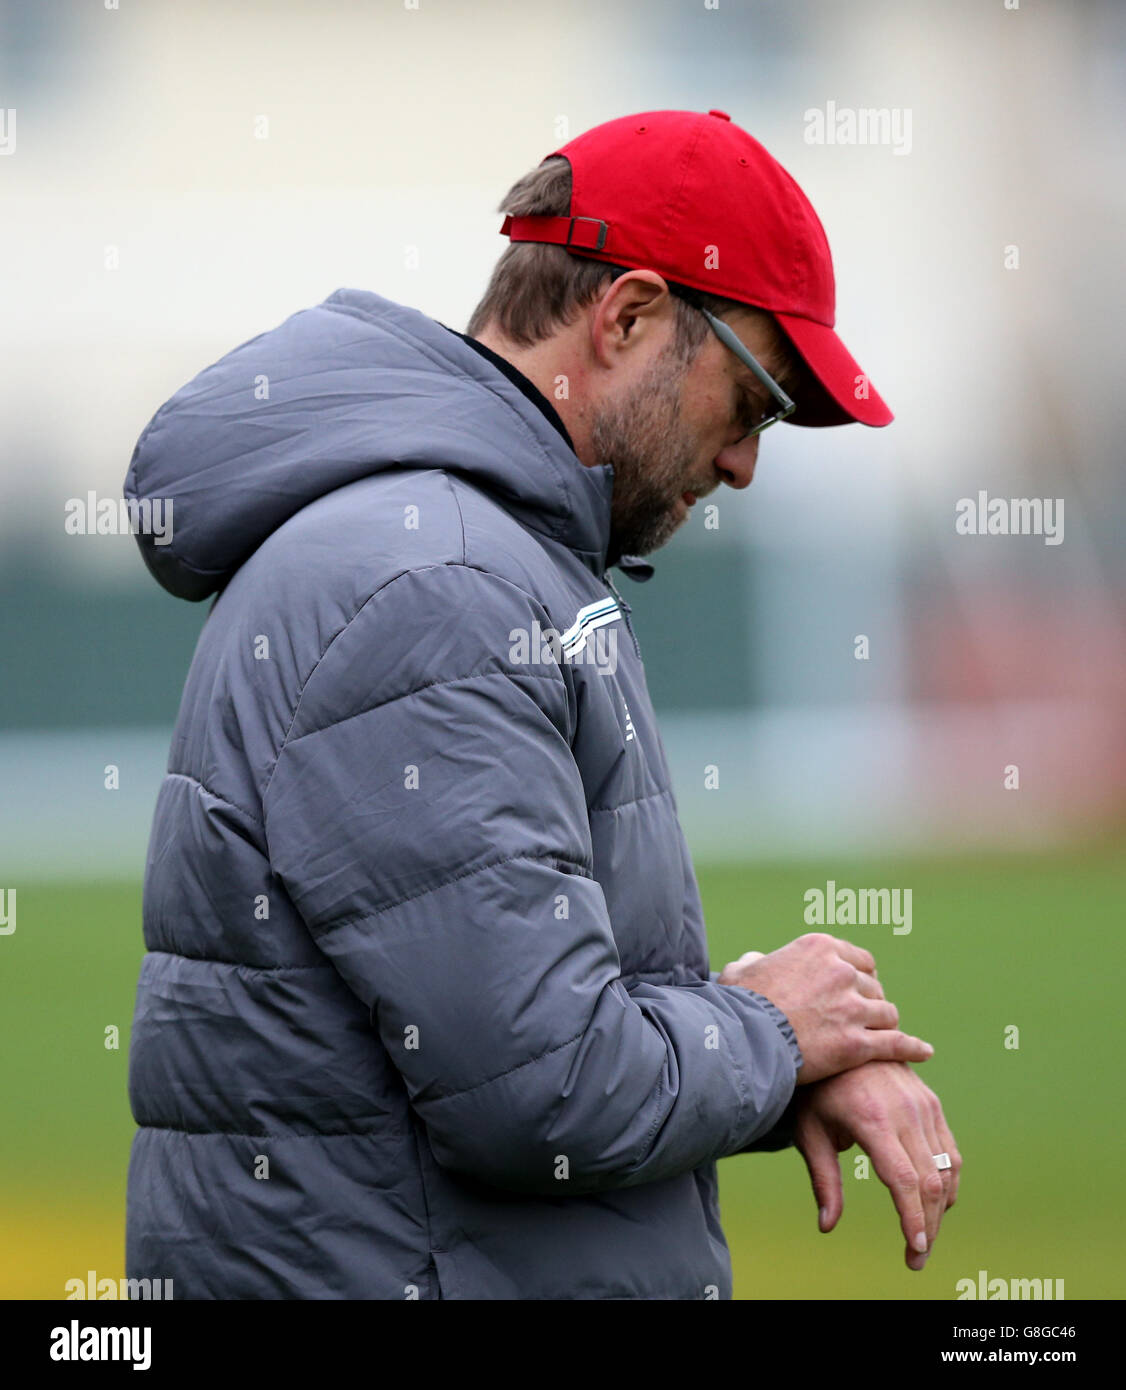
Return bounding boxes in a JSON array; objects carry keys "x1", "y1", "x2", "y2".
[{"x1": 714, "y1": 435, "x2": 760, "y2": 490}]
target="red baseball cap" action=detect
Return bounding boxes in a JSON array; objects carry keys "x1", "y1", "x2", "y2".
[{"x1": 500, "y1": 108, "x2": 893, "y2": 427}]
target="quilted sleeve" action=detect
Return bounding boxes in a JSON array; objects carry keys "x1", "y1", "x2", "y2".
[{"x1": 262, "y1": 562, "x2": 800, "y2": 1196}]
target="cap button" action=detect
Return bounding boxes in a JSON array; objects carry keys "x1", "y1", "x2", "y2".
[{"x1": 707, "y1": 109, "x2": 731, "y2": 120}]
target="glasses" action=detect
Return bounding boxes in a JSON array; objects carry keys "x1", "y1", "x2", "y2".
[
  {"x1": 599, "y1": 265, "x2": 798, "y2": 437},
  {"x1": 695, "y1": 305, "x2": 796, "y2": 438},
  {"x1": 620, "y1": 269, "x2": 795, "y2": 437}
]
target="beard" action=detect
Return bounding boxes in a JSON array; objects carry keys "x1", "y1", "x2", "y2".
[{"x1": 590, "y1": 348, "x2": 702, "y2": 562}]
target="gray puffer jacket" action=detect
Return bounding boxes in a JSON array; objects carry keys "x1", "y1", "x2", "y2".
[{"x1": 123, "y1": 288, "x2": 802, "y2": 1300}]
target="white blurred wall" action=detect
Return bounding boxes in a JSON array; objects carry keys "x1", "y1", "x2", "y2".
[{"x1": 2, "y1": 0, "x2": 1123, "y2": 869}]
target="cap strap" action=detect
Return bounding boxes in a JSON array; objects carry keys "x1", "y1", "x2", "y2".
[{"x1": 501, "y1": 214, "x2": 610, "y2": 252}]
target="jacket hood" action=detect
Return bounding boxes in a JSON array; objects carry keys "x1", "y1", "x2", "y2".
[{"x1": 124, "y1": 288, "x2": 620, "y2": 601}]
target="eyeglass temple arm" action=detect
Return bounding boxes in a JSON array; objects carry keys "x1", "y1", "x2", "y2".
[{"x1": 700, "y1": 307, "x2": 796, "y2": 413}]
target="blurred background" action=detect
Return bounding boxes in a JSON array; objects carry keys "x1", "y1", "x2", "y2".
[{"x1": 2, "y1": 0, "x2": 1123, "y2": 1299}]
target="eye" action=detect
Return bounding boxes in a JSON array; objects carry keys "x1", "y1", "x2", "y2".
[{"x1": 736, "y1": 387, "x2": 763, "y2": 433}]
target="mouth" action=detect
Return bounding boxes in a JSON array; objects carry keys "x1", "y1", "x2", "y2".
[{"x1": 677, "y1": 482, "x2": 715, "y2": 520}]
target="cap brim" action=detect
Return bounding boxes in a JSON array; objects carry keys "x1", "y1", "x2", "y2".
[{"x1": 773, "y1": 312, "x2": 894, "y2": 428}]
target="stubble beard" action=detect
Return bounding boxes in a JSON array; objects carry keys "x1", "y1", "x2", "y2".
[{"x1": 590, "y1": 350, "x2": 701, "y2": 562}]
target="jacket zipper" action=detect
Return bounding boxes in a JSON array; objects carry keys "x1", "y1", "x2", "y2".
[{"x1": 604, "y1": 570, "x2": 641, "y2": 661}]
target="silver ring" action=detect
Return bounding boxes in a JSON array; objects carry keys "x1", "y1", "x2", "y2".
[{"x1": 933, "y1": 1152, "x2": 952, "y2": 1171}]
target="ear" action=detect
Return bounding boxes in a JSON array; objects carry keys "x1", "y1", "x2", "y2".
[{"x1": 589, "y1": 270, "x2": 674, "y2": 365}]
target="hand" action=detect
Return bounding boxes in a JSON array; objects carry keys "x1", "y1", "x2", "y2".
[
  {"x1": 793, "y1": 1060, "x2": 962, "y2": 1270},
  {"x1": 718, "y1": 934, "x2": 934, "y2": 1083}
]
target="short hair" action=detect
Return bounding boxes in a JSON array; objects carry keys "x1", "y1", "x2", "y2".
[{"x1": 467, "y1": 155, "x2": 795, "y2": 376}]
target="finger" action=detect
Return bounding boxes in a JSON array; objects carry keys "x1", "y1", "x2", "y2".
[
  {"x1": 901, "y1": 1121, "x2": 949, "y2": 1268},
  {"x1": 854, "y1": 971, "x2": 886, "y2": 1001},
  {"x1": 932, "y1": 1110, "x2": 963, "y2": 1210},
  {"x1": 832, "y1": 938, "x2": 877, "y2": 974},
  {"x1": 918, "y1": 1091, "x2": 959, "y2": 1214},
  {"x1": 795, "y1": 1114, "x2": 844, "y2": 1234},
  {"x1": 861, "y1": 999, "x2": 900, "y2": 1030},
  {"x1": 721, "y1": 950, "x2": 764, "y2": 978},
  {"x1": 864, "y1": 1135, "x2": 930, "y2": 1271},
  {"x1": 863, "y1": 1030, "x2": 935, "y2": 1064}
]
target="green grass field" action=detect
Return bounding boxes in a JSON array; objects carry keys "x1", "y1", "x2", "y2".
[{"x1": 3, "y1": 846, "x2": 1122, "y2": 1299}]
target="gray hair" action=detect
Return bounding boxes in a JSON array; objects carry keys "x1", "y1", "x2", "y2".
[{"x1": 467, "y1": 156, "x2": 782, "y2": 368}]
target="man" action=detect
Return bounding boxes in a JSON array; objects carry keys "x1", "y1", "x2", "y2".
[{"x1": 124, "y1": 108, "x2": 959, "y2": 1300}]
